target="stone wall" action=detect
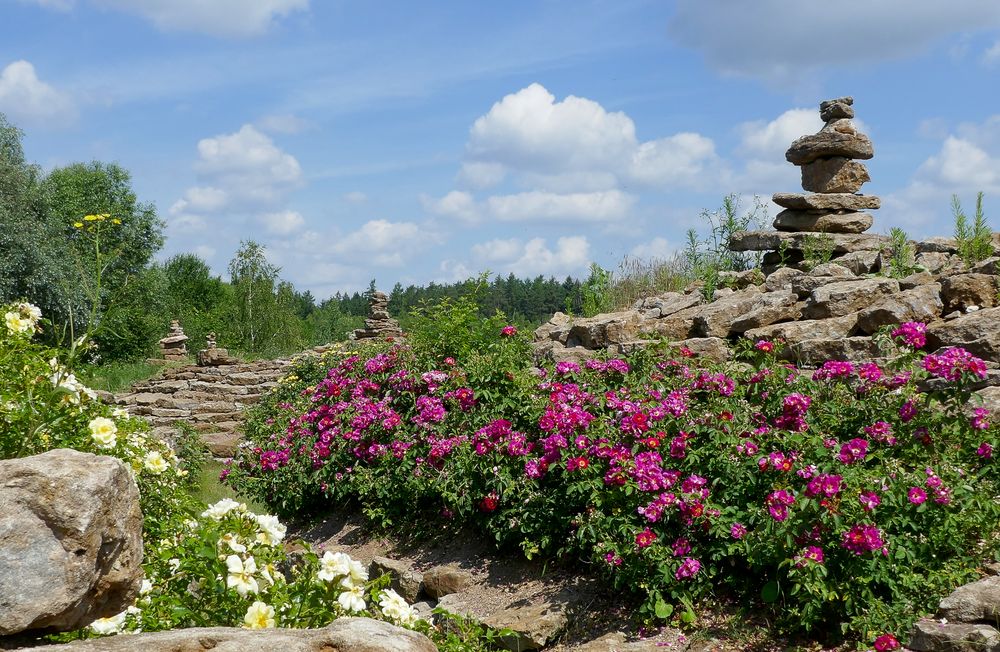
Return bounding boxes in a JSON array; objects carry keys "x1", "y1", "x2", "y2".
[{"x1": 114, "y1": 359, "x2": 291, "y2": 457}]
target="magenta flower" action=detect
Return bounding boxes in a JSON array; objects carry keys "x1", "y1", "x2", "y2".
[
  {"x1": 858, "y1": 491, "x2": 881, "y2": 511},
  {"x1": 805, "y1": 473, "x2": 843, "y2": 498},
  {"x1": 899, "y1": 400, "x2": 918, "y2": 423},
  {"x1": 922, "y1": 347, "x2": 988, "y2": 382},
  {"x1": 674, "y1": 557, "x2": 701, "y2": 580},
  {"x1": 500, "y1": 325, "x2": 517, "y2": 337},
  {"x1": 908, "y1": 487, "x2": 927, "y2": 505},
  {"x1": 892, "y1": 321, "x2": 927, "y2": 349},
  {"x1": 813, "y1": 360, "x2": 855, "y2": 381},
  {"x1": 971, "y1": 408, "x2": 991, "y2": 431},
  {"x1": 755, "y1": 340, "x2": 774, "y2": 352},
  {"x1": 766, "y1": 490, "x2": 796, "y2": 522},
  {"x1": 841, "y1": 523, "x2": 887, "y2": 556},
  {"x1": 874, "y1": 634, "x2": 901, "y2": 651},
  {"x1": 977, "y1": 442, "x2": 994, "y2": 458},
  {"x1": 635, "y1": 528, "x2": 657, "y2": 549},
  {"x1": 838, "y1": 438, "x2": 869, "y2": 464},
  {"x1": 671, "y1": 537, "x2": 691, "y2": 557},
  {"x1": 730, "y1": 523, "x2": 747, "y2": 539},
  {"x1": 794, "y1": 545, "x2": 825, "y2": 567}
]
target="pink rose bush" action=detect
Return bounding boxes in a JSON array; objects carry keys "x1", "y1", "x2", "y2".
[{"x1": 227, "y1": 322, "x2": 998, "y2": 639}]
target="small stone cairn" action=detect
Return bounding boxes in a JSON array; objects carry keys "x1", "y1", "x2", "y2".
[
  {"x1": 157, "y1": 320, "x2": 188, "y2": 362},
  {"x1": 197, "y1": 332, "x2": 239, "y2": 367},
  {"x1": 729, "y1": 96, "x2": 887, "y2": 272},
  {"x1": 350, "y1": 291, "x2": 404, "y2": 341}
]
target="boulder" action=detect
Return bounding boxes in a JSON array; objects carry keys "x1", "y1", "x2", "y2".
[
  {"x1": 563, "y1": 312, "x2": 641, "y2": 349},
  {"x1": 671, "y1": 337, "x2": 731, "y2": 363},
  {"x1": 200, "y1": 430, "x2": 242, "y2": 458},
  {"x1": 370, "y1": 557, "x2": 423, "y2": 604},
  {"x1": 855, "y1": 284, "x2": 943, "y2": 334},
  {"x1": 772, "y1": 192, "x2": 879, "y2": 212},
  {"x1": 484, "y1": 600, "x2": 571, "y2": 652},
  {"x1": 785, "y1": 131, "x2": 874, "y2": 165},
  {"x1": 0, "y1": 449, "x2": 143, "y2": 635},
  {"x1": 633, "y1": 292, "x2": 702, "y2": 320},
  {"x1": 764, "y1": 267, "x2": 805, "y2": 292},
  {"x1": 908, "y1": 619, "x2": 1000, "y2": 652},
  {"x1": 937, "y1": 575, "x2": 1000, "y2": 623},
  {"x1": 773, "y1": 210, "x2": 873, "y2": 234},
  {"x1": 728, "y1": 231, "x2": 888, "y2": 254},
  {"x1": 728, "y1": 291, "x2": 800, "y2": 334},
  {"x1": 803, "y1": 278, "x2": 900, "y2": 319},
  {"x1": 532, "y1": 312, "x2": 571, "y2": 343},
  {"x1": 717, "y1": 269, "x2": 764, "y2": 290},
  {"x1": 640, "y1": 305, "x2": 702, "y2": 342},
  {"x1": 789, "y1": 337, "x2": 882, "y2": 366},
  {"x1": 941, "y1": 274, "x2": 997, "y2": 312},
  {"x1": 744, "y1": 313, "x2": 858, "y2": 345},
  {"x1": 899, "y1": 271, "x2": 936, "y2": 290},
  {"x1": 972, "y1": 257, "x2": 1000, "y2": 275},
  {"x1": 927, "y1": 307, "x2": 1000, "y2": 360},
  {"x1": 800, "y1": 157, "x2": 871, "y2": 193},
  {"x1": 22, "y1": 619, "x2": 438, "y2": 652},
  {"x1": 422, "y1": 565, "x2": 474, "y2": 600},
  {"x1": 833, "y1": 250, "x2": 881, "y2": 275},
  {"x1": 791, "y1": 264, "x2": 856, "y2": 298},
  {"x1": 916, "y1": 251, "x2": 957, "y2": 274},
  {"x1": 691, "y1": 286, "x2": 764, "y2": 337},
  {"x1": 917, "y1": 237, "x2": 960, "y2": 254}
]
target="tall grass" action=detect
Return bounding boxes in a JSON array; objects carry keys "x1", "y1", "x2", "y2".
[
  {"x1": 605, "y1": 253, "x2": 692, "y2": 311},
  {"x1": 79, "y1": 359, "x2": 175, "y2": 393}
]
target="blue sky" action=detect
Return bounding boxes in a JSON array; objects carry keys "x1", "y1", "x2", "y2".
[{"x1": 3, "y1": 1, "x2": 1000, "y2": 298}]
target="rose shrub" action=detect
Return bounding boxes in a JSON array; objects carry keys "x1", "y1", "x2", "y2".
[{"x1": 227, "y1": 320, "x2": 999, "y2": 642}]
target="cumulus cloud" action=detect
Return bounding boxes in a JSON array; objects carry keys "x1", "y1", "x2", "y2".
[
  {"x1": 461, "y1": 236, "x2": 591, "y2": 277},
  {"x1": 0, "y1": 60, "x2": 75, "y2": 127},
  {"x1": 628, "y1": 133, "x2": 722, "y2": 190},
  {"x1": 485, "y1": 190, "x2": 634, "y2": 223},
  {"x1": 331, "y1": 219, "x2": 435, "y2": 267},
  {"x1": 422, "y1": 190, "x2": 481, "y2": 223},
  {"x1": 667, "y1": 1, "x2": 1000, "y2": 82},
  {"x1": 194, "y1": 124, "x2": 303, "y2": 207},
  {"x1": 96, "y1": 0, "x2": 308, "y2": 37},
  {"x1": 259, "y1": 210, "x2": 305, "y2": 235}
]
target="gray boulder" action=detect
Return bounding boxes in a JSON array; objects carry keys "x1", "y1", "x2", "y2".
[
  {"x1": 855, "y1": 284, "x2": 943, "y2": 335},
  {"x1": 0, "y1": 449, "x2": 143, "y2": 636},
  {"x1": 927, "y1": 307, "x2": 1000, "y2": 360},
  {"x1": 803, "y1": 278, "x2": 899, "y2": 319},
  {"x1": 800, "y1": 157, "x2": 871, "y2": 193},
  {"x1": 772, "y1": 192, "x2": 879, "y2": 211},
  {"x1": 773, "y1": 209, "x2": 873, "y2": 234},
  {"x1": 908, "y1": 618, "x2": 1000, "y2": 652},
  {"x1": 785, "y1": 130, "x2": 874, "y2": 165},
  {"x1": 937, "y1": 575, "x2": 1000, "y2": 623}
]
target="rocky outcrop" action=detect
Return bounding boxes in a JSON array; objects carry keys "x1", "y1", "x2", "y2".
[
  {"x1": 908, "y1": 568, "x2": 1000, "y2": 652},
  {"x1": 352, "y1": 291, "x2": 404, "y2": 341},
  {"x1": 14, "y1": 618, "x2": 438, "y2": 652},
  {"x1": 0, "y1": 450, "x2": 143, "y2": 636}
]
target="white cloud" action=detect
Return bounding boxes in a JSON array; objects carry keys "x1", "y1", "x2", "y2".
[
  {"x1": 192, "y1": 245, "x2": 216, "y2": 261},
  {"x1": 0, "y1": 60, "x2": 75, "y2": 127},
  {"x1": 256, "y1": 113, "x2": 311, "y2": 134},
  {"x1": 667, "y1": 1, "x2": 1000, "y2": 82},
  {"x1": 194, "y1": 124, "x2": 303, "y2": 207},
  {"x1": 422, "y1": 190, "x2": 481, "y2": 223},
  {"x1": 458, "y1": 161, "x2": 507, "y2": 188},
  {"x1": 915, "y1": 136, "x2": 1000, "y2": 193},
  {"x1": 630, "y1": 237, "x2": 675, "y2": 261},
  {"x1": 983, "y1": 40, "x2": 1000, "y2": 65},
  {"x1": 738, "y1": 109, "x2": 822, "y2": 158},
  {"x1": 169, "y1": 186, "x2": 229, "y2": 215},
  {"x1": 628, "y1": 133, "x2": 722, "y2": 189},
  {"x1": 459, "y1": 236, "x2": 592, "y2": 278},
  {"x1": 485, "y1": 190, "x2": 635, "y2": 223},
  {"x1": 343, "y1": 191, "x2": 368, "y2": 204},
  {"x1": 95, "y1": 0, "x2": 308, "y2": 37},
  {"x1": 332, "y1": 219, "x2": 432, "y2": 266},
  {"x1": 259, "y1": 210, "x2": 305, "y2": 235}
]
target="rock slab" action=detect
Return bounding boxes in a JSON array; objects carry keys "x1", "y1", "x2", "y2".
[{"x1": 0, "y1": 449, "x2": 143, "y2": 636}]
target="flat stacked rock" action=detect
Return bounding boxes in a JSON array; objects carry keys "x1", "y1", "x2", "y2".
[
  {"x1": 158, "y1": 320, "x2": 188, "y2": 362},
  {"x1": 730, "y1": 97, "x2": 887, "y2": 271},
  {"x1": 351, "y1": 291, "x2": 404, "y2": 340}
]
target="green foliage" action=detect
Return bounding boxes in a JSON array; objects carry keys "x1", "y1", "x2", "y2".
[
  {"x1": 683, "y1": 194, "x2": 768, "y2": 299},
  {"x1": 79, "y1": 359, "x2": 167, "y2": 393},
  {"x1": 226, "y1": 240, "x2": 305, "y2": 355},
  {"x1": 800, "y1": 233, "x2": 835, "y2": 271},
  {"x1": 581, "y1": 263, "x2": 613, "y2": 316},
  {"x1": 884, "y1": 228, "x2": 919, "y2": 279},
  {"x1": 952, "y1": 192, "x2": 994, "y2": 267}
]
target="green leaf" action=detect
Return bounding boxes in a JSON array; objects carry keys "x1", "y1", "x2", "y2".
[
  {"x1": 654, "y1": 598, "x2": 673, "y2": 620},
  {"x1": 761, "y1": 580, "x2": 780, "y2": 603}
]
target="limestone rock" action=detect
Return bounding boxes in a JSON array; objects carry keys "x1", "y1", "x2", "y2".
[
  {"x1": 773, "y1": 210, "x2": 873, "y2": 234},
  {"x1": 917, "y1": 251, "x2": 957, "y2": 273},
  {"x1": 917, "y1": 237, "x2": 960, "y2": 254},
  {"x1": 563, "y1": 312, "x2": 642, "y2": 349},
  {"x1": 833, "y1": 250, "x2": 881, "y2": 275},
  {"x1": 819, "y1": 96, "x2": 854, "y2": 122},
  {"x1": 900, "y1": 271, "x2": 936, "y2": 290},
  {"x1": 672, "y1": 337, "x2": 731, "y2": 363},
  {"x1": 908, "y1": 618, "x2": 1000, "y2": 652},
  {"x1": 937, "y1": 575, "x2": 1000, "y2": 623},
  {"x1": 744, "y1": 313, "x2": 859, "y2": 344},
  {"x1": 632, "y1": 292, "x2": 702, "y2": 320},
  {"x1": 23, "y1": 619, "x2": 438, "y2": 652},
  {"x1": 691, "y1": 286, "x2": 764, "y2": 337},
  {"x1": 201, "y1": 430, "x2": 242, "y2": 458},
  {"x1": 728, "y1": 231, "x2": 888, "y2": 254},
  {"x1": 941, "y1": 274, "x2": 997, "y2": 312},
  {"x1": 533, "y1": 312, "x2": 571, "y2": 344},
  {"x1": 802, "y1": 278, "x2": 899, "y2": 319},
  {"x1": 785, "y1": 130, "x2": 874, "y2": 165},
  {"x1": 370, "y1": 557, "x2": 423, "y2": 604},
  {"x1": 927, "y1": 307, "x2": 1000, "y2": 360},
  {"x1": 728, "y1": 291, "x2": 800, "y2": 334},
  {"x1": 764, "y1": 267, "x2": 805, "y2": 292},
  {"x1": 639, "y1": 305, "x2": 702, "y2": 342},
  {"x1": 483, "y1": 600, "x2": 570, "y2": 651},
  {"x1": 0, "y1": 449, "x2": 143, "y2": 635},
  {"x1": 972, "y1": 257, "x2": 1000, "y2": 275},
  {"x1": 800, "y1": 157, "x2": 871, "y2": 193},
  {"x1": 772, "y1": 192, "x2": 880, "y2": 212},
  {"x1": 718, "y1": 269, "x2": 764, "y2": 290},
  {"x1": 422, "y1": 565, "x2": 474, "y2": 600},
  {"x1": 789, "y1": 337, "x2": 881, "y2": 366},
  {"x1": 855, "y1": 284, "x2": 943, "y2": 334},
  {"x1": 791, "y1": 264, "x2": 855, "y2": 298}
]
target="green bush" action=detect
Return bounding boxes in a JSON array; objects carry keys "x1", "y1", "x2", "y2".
[{"x1": 952, "y1": 192, "x2": 994, "y2": 268}]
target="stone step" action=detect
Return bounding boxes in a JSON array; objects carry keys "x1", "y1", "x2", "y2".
[{"x1": 729, "y1": 230, "x2": 888, "y2": 254}]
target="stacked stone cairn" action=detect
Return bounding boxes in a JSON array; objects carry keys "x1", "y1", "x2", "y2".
[
  {"x1": 350, "y1": 290, "x2": 404, "y2": 340},
  {"x1": 729, "y1": 96, "x2": 887, "y2": 273},
  {"x1": 197, "y1": 332, "x2": 239, "y2": 367},
  {"x1": 157, "y1": 320, "x2": 188, "y2": 362}
]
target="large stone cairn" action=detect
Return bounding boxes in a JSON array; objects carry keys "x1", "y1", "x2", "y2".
[
  {"x1": 350, "y1": 291, "x2": 403, "y2": 341},
  {"x1": 730, "y1": 96, "x2": 887, "y2": 272},
  {"x1": 157, "y1": 320, "x2": 188, "y2": 362},
  {"x1": 196, "y1": 332, "x2": 239, "y2": 367}
]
